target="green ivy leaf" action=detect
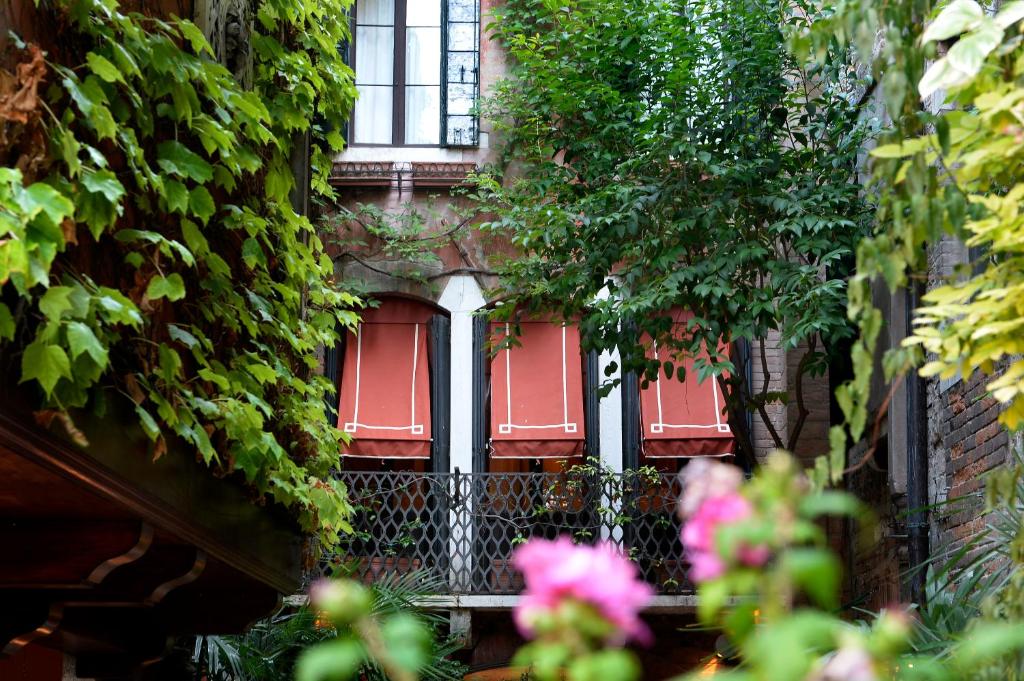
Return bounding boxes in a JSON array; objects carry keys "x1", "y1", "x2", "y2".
[
  {"x1": 39, "y1": 286, "x2": 73, "y2": 321},
  {"x1": 0, "y1": 302, "x2": 14, "y2": 341},
  {"x1": 21, "y1": 340, "x2": 71, "y2": 396},
  {"x1": 156, "y1": 140, "x2": 214, "y2": 183},
  {"x1": 241, "y1": 237, "x2": 266, "y2": 268},
  {"x1": 146, "y1": 273, "x2": 186, "y2": 302},
  {"x1": 77, "y1": 171, "x2": 125, "y2": 239},
  {"x1": 180, "y1": 219, "x2": 209, "y2": 255},
  {"x1": 134, "y1": 403, "x2": 160, "y2": 441},
  {"x1": 86, "y1": 52, "x2": 123, "y2": 83},
  {"x1": 82, "y1": 170, "x2": 126, "y2": 203},
  {"x1": 66, "y1": 321, "x2": 109, "y2": 369},
  {"x1": 178, "y1": 20, "x2": 214, "y2": 56},
  {"x1": 158, "y1": 343, "x2": 182, "y2": 383},
  {"x1": 21, "y1": 182, "x2": 75, "y2": 226},
  {"x1": 168, "y1": 323, "x2": 199, "y2": 349},
  {"x1": 188, "y1": 185, "x2": 216, "y2": 224},
  {"x1": 164, "y1": 179, "x2": 190, "y2": 215}
]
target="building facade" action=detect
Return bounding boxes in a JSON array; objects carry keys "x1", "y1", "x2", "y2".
[{"x1": 325, "y1": 0, "x2": 831, "y2": 673}]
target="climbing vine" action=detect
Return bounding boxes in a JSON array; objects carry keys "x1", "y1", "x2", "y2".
[
  {"x1": 0, "y1": 0, "x2": 359, "y2": 544},
  {"x1": 795, "y1": 0, "x2": 1024, "y2": 481}
]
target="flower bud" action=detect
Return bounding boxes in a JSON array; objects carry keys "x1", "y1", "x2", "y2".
[{"x1": 309, "y1": 579, "x2": 372, "y2": 625}]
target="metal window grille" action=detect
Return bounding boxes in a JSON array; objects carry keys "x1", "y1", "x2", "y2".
[
  {"x1": 322, "y1": 470, "x2": 695, "y2": 595},
  {"x1": 441, "y1": 0, "x2": 480, "y2": 147}
]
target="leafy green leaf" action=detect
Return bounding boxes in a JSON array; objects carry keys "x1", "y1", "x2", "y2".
[
  {"x1": 921, "y1": 0, "x2": 984, "y2": 43},
  {"x1": 295, "y1": 639, "x2": 365, "y2": 681},
  {"x1": 82, "y1": 170, "x2": 126, "y2": 203},
  {"x1": 156, "y1": 140, "x2": 214, "y2": 183},
  {"x1": 164, "y1": 179, "x2": 190, "y2": 215},
  {"x1": 134, "y1": 404, "x2": 160, "y2": 441},
  {"x1": 0, "y1": 302, "x2": 14, "y2": 341},
  {"x1": 86, "y1": 52, "x2": 123, "y2": 83},
  {"x1": 21, "y1": 340, "x2": 71, "y2": 396},
  {"x1": 146, "y1": 273, "x2": 187, "y2": 302},
  {"x1": 781, "y1": 548, "x2": 841, "y2": 610},
  {"x1": 39, "y1": 286, "x2": 73, "y2": 321},
  {"x1": 188, "y1": 185, "x2": 216, "y2": 224},
  {"x1": 66, "y1": 321, "x2": 109, "y2": 368}
]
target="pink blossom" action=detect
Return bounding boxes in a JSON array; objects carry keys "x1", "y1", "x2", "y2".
[
  {"x1": 512, "y1": 537, "x2": 653, "y2": 645},
  {"x1": 808, "y1": 646, "x2": 878, "y2": 681},
  {"x1": 680, "y1": 492, "x2": 768, "y2": 582},
  {"x1": 678, "y1": 458, "x2": 744, "y2": 519}
]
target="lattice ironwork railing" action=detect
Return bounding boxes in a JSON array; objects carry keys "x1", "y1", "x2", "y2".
[{"x1": 321, "y1": 470, "x2": 694, "y2": 596}]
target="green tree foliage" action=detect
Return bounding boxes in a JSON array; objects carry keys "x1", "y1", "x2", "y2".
[
  {"x1": 473, "y1": 0, "x2": 873, "y2": 460},
  {"x1": 0, "y1": 0, "x2": 359, "y2": 543}
]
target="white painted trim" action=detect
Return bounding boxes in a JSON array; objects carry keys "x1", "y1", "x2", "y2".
[
  {"x1": 414, "y1": 594, "x2": 700, "y2": 612},
  {"x1": 288, "y1": 593, "x2": 700, "y2": 612},
  {"x1": 437, "y1": 276, "x2": 486, "y2": 590}
]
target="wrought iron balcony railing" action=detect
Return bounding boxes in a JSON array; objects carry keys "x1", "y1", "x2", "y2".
[{"x1": 322, "y1": 470, "x2": 693, "y2": 596}]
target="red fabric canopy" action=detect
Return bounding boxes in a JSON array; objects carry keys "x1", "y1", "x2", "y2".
[
  {"x1": 639, "y1": 316, "x2": 734, "y2": 458},
  {"x1": 338, "y1": 300, "x2": 435, "y2": 458},
  {"x1": 490, "y1": 321, "x2": 585, "y2": 458}
]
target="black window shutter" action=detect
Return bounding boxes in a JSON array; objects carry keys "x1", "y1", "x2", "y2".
[
  {"x1": 584, "y1": 349, "x2": 602, "y2": 464},
  {"x1": 429, "y1": 315, "x2": 452, "y2": 473},
  {"x1": 324, "y1": 325, "x2": 345, "y2": 426},
  {"x1": 441, "y1": 0, "x2": 480, "y2": 147},
  {"x1": 621, "y1": 369, "x2": 641, "y2": 471},
  {"x1": 471, "y1": 315, "x2": 488, "y2": 472}
]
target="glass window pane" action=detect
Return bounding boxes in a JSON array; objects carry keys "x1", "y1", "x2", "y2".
[
  {"x1": 354, "y1": 85, "x2": 393, "y2": 144},
  {"x1": 405, "y1": 85, "x2": 440, "y2": 145},
  {"x1": 448, "y1": 0, "x2": 476, "y2": 22},
  {"x1": 446, "y1": 82, "x2": 475, "y2": 115},
  {"x1": 356, "y1": 0, "x2": 394, "y2": 24},
  {"x1": 446, "y1": 51, "x2": 476, "y2": 85},
  {"x1": 446, "y1": 115, "x2": 476, "y2": 146},
  {"x1": 448, "y1": 22, "x2": 476, "y2": 51},
  {"x1": 355, "y1": 26, "x2": 394, "y2": 85},
  {"x1": 406, "y1": 27, "x2": 441, "y2": 85},
  {"x1": 406, "y1": 0, "x2": 441, "y2": 26}
]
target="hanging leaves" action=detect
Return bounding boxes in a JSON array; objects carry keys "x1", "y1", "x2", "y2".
[{"x1": 0, "y1": 0, "x2": 360, "y2": 545}]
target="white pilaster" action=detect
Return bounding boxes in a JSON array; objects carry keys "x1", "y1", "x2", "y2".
[
  {"x1": 437, "y1": 275, "x2": 486, "y2": 475},
  {"x1": 437, "y1": 276, "x2": 485, "y2": 592},
  {"x1": 598, "y1": 348, "x2": 623, "y2": 474}
]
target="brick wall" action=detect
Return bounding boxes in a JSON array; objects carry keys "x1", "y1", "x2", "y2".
[
  {"x1": 926, "y1": 368, "x2": 1009, "y2": 556},
  {"x1": 787, "y1": 339, "x2": 831, "y2": 464},
  {"x1": 750, "y1": 330, "x2": 788, "y2": 460}
]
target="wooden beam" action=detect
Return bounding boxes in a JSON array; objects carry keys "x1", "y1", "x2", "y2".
[
  {"x1": 0, "y1": 521, "x2": 151, "y2": 589},
  {"x1": 0, "y1": 400, "x2": 303, "y2": 594}
]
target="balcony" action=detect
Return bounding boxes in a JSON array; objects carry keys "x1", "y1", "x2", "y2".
[{"x1": 323, "y1": 470, "x2": 693, "y2": 600}]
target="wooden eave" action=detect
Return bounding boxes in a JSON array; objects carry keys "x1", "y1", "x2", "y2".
[{"x1": 0, "y1": 396, "x2": 306, "y2": 676}]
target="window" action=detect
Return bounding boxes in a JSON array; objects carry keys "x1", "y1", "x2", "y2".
[{"x1": 350, "y1": 0, "x2": 480, "y2": 147}]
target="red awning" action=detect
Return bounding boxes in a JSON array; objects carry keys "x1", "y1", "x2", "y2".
[
  {"x1": 338, "y1": 300, "x2": 434, "y2": 458},
  {"x1": 639, "y1": 316, "x2": 733, "y2": 458},
  {"x1": 490, "y1": 321, "x2": 585, "y2": 458}
]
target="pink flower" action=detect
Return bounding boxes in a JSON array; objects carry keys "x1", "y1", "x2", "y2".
[
  {"x1": 681, "y1": 492, "x2": 768, "y2": 582},
  {"x1": 678, "y1": 458, "x2": 745, "y2": 519},
  {"x1": 512, "y1": 537, "x2": 653, "y2": 645},
  {"x1": 808, "y1": 646, "x2": 878, "y2": 681}
]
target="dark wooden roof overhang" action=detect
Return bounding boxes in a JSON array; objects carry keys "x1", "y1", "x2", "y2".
[{"x1": 0, "y1": 400, "x2": 305, "y2": 679}]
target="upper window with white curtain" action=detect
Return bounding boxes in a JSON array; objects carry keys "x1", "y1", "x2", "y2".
[{"x1": 351, "y1": 0, "x2": 480, "y2": 147}]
